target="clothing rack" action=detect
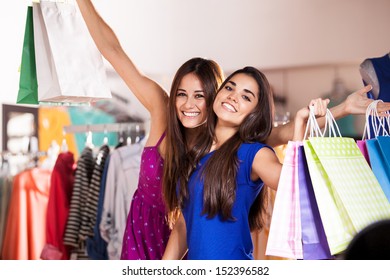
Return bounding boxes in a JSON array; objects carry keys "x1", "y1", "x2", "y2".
[
  {"x1": 0, "y1": 151, "x2": 47, "y2": 157},
  {"x1": 62, "y1": 122, "x2": 145, "y2": 134}
]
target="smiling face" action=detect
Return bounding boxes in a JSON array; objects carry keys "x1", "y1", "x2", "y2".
[
  {"x1": 175, "y1": 73, "x2": 208, "y2": 128},
  {"x1": 213, "y1": 73, "x2": 259, "y2": 127}
]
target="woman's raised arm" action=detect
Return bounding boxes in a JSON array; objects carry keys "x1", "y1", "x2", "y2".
[{"x1": 76, "y1": 0, "x2": 168, "y2": 144}]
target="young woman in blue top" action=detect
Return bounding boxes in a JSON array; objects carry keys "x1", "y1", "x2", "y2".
[{"x1": 162, "y1": 67, "x2": 329, "y2": 260}]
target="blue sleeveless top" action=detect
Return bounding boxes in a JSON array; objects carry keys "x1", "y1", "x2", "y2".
[
  {"x1": 364, "y1": 54, "x2": 390, "y2": 138},
  {"x1": 366, "y1": 54, "x2": 390, "y2": 101},
  {"x1": 181, "y1": 142, "x2": 272, "y2": 260}
]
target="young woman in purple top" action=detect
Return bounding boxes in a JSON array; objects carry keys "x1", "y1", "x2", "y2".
[{"x1": 76, "y1": 0, "x2": 390, "y2": 260}]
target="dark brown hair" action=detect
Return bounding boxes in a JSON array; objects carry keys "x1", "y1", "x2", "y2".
[{"x1": 162, "y1": 57, "x2": 224, "y2": 226}]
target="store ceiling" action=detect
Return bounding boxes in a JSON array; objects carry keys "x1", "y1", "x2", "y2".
[{"x1": 94, "y1": 0, "x2": 390, "y2": 77}]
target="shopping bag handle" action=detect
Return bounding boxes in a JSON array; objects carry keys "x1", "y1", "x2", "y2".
[
  {"x1": 303, "y1": 107, "x2": 342, "y2": 140},
  {"x1": 303, "y1": 106, "x2": 324, "y2": 140},
  {"x1": 323, "y1": 108, "x2": 342, "y2": 137},
  {"x1": 362, "y1": 100, "x2": 389, "y2": 140}
]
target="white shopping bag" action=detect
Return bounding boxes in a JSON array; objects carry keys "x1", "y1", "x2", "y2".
[{"x1": 33, "y1": 0, "x2": 111, "y2": 103}]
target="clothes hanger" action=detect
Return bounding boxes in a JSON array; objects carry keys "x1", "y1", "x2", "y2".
[
  {"x1": 115, "y1": 124, "x2": 126, "y2": 149},
  {"x1": 61, "y1": 129, "x2": 69, "y2": 152},
  {"x1": 103, "y1": 125, "x2": 109, "y2": 146},
  {"x1": 41, "y1": 140, "x2": 60, "y2": 170},
  {"x1": 126, "y1": 124, "x2": 132, "y2": 146},
  {"x1": 85, "y1": 126, "x2": 94, "y2": 149},
  {"x1": 134, "y1": 124, "x2": 141, "y2": 143}
]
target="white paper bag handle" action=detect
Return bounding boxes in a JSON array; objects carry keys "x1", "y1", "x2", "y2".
[
  {"x1": 304, "y1": 106, "x2": 342, "y2": 140},
  {"x1": 303, "y1": 106, "x2": 324, "y2": 140},
  {"x1": 323, "y1": 109, "x2": 342, "y2": 137},
  {"x1": 361, "y1": 100, "x2": 389, "y2": 140}
]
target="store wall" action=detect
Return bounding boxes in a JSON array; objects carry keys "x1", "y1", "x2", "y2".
[
  {"x1": 263, "y1": 63, "x2": 367, "y2": 136},
  {"x1": 1, "y1": 0, "x2": 389, "y2": 147}
]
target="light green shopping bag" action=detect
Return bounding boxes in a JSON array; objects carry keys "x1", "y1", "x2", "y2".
[
  {"x1": 309, "y1": 136, "x2": 390, "y2": 227},
  {"x1": 304, "y1": 109, "x2": 390, "y2": 255},
  {"x1": 303, "y1": 140, "x2": 353, "y2": 255},
  {"x1": 17, "y1": 6, "x2": 39, "y2": 105}
]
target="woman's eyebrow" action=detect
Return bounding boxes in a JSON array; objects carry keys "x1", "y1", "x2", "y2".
[
  {"x1": 227, "y1": 80, "x2": 236, "y2": 87},
  {"x1": 228, "y1": 80, "x2": 255, "y2": 97},
  {"x1": 244, "y1": 89, "x2": 255, "y2": 98}
]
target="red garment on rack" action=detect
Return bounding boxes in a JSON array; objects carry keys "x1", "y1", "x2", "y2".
[
  {"x1": 41, "y1": 152, "x2": 75, "y2": 260},
  {"x1": 1, "y1": 168, "x2": 51, "y2": 260}
]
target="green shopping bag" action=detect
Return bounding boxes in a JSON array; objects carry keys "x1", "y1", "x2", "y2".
[{"x1": 17, "y1": 6, "x2": 39, "y2": 105}]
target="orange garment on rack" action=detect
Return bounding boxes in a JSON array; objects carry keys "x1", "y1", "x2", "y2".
[{"x1": 1, "y1": 168, "x2": 51, "y2": 260}]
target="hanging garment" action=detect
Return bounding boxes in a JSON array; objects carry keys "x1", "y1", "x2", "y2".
[
  {"x1": 38, "y1": 107, "x2": 79, "y2": 159},
  {"x1": 86, "y1": 155, "x2": 111, "y2": 260},
  {"x1": 100, "y1": 141, "x2": 144, "y2": 260},
  {"x1": 40, "y1": 152, "x2": 75, "y2": 260},
  {"x1": 63, "y1": 147, "x2": 94, "y2": 259},
  {"x1": 0, "y1": 169, "x2": 13, "y2": 256},
  {"x1": 79, "y1": 145, "x2": 110, "y2": 241},
  {"x1": 1, "y1": 168, "x2": 51, "y2": 260}
]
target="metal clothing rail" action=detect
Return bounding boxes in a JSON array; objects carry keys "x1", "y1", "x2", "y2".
[
  {"x1": 0, "y1": 151, "x2": 47, "y2": 157},
  {"x1": 62, "y1": 122, "x2": 145, "y2": 134}
]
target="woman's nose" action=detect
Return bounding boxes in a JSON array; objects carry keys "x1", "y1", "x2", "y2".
[
  {"x1": 184, "y1": 97, "x2": 195, "y2": 108},
  {"x1": 227, "y1": 92, "x2": 238, "y2": 102}
]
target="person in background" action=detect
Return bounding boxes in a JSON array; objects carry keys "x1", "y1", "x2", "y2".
[
  {"x1": 360, "y1": 53, "x2": 390, "y2": 136},
  {"x1": 360, "y1": 52, "x2": 390, "y2": 101}
]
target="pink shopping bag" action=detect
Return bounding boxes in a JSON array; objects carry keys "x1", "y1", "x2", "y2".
[{"x1": 266, "y1": 141, "x2": 303, "y2": 259}]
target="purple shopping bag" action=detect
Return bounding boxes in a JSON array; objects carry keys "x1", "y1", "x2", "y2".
[{"x1": 297, "y1": 145, "x2": 332, "y2": 259}]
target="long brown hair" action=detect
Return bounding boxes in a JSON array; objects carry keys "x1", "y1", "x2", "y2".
[
  {"x1": 163, "y1": 57, "x2": 224, "y2": 226},
  {"x1": 179, "y1": 66, "x2": 274, "y2": 231}
]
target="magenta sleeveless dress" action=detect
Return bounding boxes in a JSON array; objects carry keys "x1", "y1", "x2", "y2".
[{"x1": 120, "y1": 133, "x2": 170, "y2": 260}]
